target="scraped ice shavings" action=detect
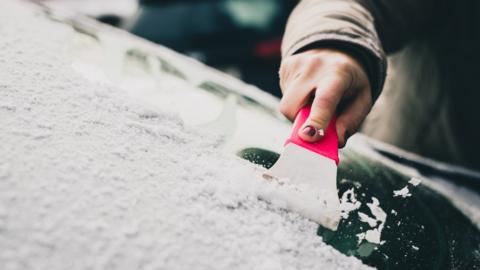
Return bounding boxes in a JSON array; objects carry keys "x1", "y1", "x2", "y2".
[
  {"x1": 393, "y1": 186, "x2": 412, "y2": 198},
  {"x1": 338, "y1": 188, "x2": 388, "y2": 245},
  {"x1": 0, "y1": 1, "x2": 373, "y2": 269},
  {"x1": 339, "y1": 189, "x2": 381, "y2": 244},
  {"x1": 339, "y1": 188, "x2": 362, "y2": 219},
  {"x1": 409, "y1": 177, "x2": 422, "y2": 186},
  {"x1": 358, "y1": 212, "x2": 378, "y2": 227},
  {"x1": 357, "y1": 198, "x2": 387, "y2": 245},
  {"x1": 393, "y1": 177, "x2": 422, "y2": 198}
]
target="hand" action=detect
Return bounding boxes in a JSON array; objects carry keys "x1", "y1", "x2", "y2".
[{"x1": 279, "y1": 48, "x2": 372, "y2": 147}]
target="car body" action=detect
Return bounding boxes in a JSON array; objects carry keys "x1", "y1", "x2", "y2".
[{"x1": 17, "y1": 2, "x2": 480, "y2": 269}]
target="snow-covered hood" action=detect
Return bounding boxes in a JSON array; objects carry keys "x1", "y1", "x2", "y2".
[{"x1": 0, "y1": 1, "x2": 371, "y2": 269}]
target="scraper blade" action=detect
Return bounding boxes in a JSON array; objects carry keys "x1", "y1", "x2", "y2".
[{"x1": 264, "y1": 105, "x2": 341, "y2": 230}]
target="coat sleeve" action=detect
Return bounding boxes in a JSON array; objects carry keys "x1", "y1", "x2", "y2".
[{"x1": 282, "y1": 0, "x2": 446, "y2": 100}]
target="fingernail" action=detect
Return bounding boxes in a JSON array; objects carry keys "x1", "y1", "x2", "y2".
[
  {"x1": 318, "y1": 129, "x2": 325, "y2": 136},
  {"x1": 302, "y1": 125, "x2": 316, "y2": 137}
]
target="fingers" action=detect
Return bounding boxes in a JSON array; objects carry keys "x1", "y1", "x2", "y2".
[
  {"x1": 336, "y1": 86, "x2": 372, "y2": 147},
  {"x1": 279, "y1": 58, "x2": 318, "y2": 120},
  {"x1": 298, "y1": 70, "x2": 352, "y2": 142},
  {"x1": 279, "y1": 49, "x2": 372, "y2": 146},
  {"x1": 279, "y1": 77, "x2": 312, "y2": 121}
]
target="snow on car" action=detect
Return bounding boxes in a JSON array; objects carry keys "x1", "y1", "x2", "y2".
[
  {"x1": 0, "y1": 1, "x2": 371, "y2": 269},
  {"x1": 2, "y1": 1, "x2": 480, "y2": 270}
]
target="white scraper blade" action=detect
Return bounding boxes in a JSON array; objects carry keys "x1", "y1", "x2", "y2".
[{"x1": 264, "y1": 143, "x2": 341, "y2": 230}]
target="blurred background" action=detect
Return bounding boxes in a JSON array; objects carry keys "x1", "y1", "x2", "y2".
[{"x1": 35, "y1": 0, "x2": 298, "y2": 97}]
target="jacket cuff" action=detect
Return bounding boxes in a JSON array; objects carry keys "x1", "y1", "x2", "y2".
[{"x1": 283, "y1": 32, "x2": 387, "y2": 102}]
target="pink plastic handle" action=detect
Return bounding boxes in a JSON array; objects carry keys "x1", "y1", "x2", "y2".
[{"x1": 284, "y1": 105, "x2": 339, "y2": 165}]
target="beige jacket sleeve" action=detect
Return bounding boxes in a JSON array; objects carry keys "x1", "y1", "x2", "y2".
[
  {"x1": 282, "y1": 0, "x2": 387, "y2": 100},
  {"x1": 282, "y1": 0, "x2": 448, "y2": 100}
]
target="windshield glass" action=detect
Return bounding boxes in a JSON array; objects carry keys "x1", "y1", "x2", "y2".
[{"x1": 239, "y1": 147, "x2": 480, "y2": 269}]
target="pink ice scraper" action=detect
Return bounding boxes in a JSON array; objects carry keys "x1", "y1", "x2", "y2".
[{"x1": 264, "y1": 105, "x2": 341, "y2": 231}]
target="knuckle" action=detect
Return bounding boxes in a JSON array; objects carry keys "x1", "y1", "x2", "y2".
[
  {"x1": 280, "y1": 57, "x2": 305, "y2": 86},
  {"x1": 332, "y1": 61, "x2": 354, "y2": 78},
  {"x1": 314, "y1": 93, "x2": 336, "y2": 109},
  {"x1": 309, "y1": 114, "x2": 330, "y2": 128},
  {"x1": 301, "y1": 56, "x2": 324, "y2": 73},
  {"x1": 309, "y1": 108, "x2": 332, "y2": 126},
  {"x1": 280, "y1": 57, "x2": 297, "y2": 75},
  {"x1": 332, "y1": 57, "x2": 351, "y2": 70},
  {"x1": 308, "y1": 55, "x2": 324, "y2": 67},
  {"x1": 324, "y1": 53, "x2": 355, "y2": 75},
  {"x1": 323, "y1": 64, "x2": 355, "y2": 90}
]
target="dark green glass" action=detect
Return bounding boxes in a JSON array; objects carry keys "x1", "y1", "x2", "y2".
[{"x1": 238, "y1": 147, "x2": 480, "y2": 270}]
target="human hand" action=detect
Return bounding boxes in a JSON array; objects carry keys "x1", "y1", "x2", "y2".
[{"x1": 279, "y1": 49, "x2": 372, "y2": 147}]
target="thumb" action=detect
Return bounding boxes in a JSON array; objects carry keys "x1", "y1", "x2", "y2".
[{"x1": 298, "y1": 76, "x2": 345, "y2": 142}]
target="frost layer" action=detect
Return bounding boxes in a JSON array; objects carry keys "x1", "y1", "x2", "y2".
[{"x1": 0, "y1": 1, "x2": 373, "y2": 270}]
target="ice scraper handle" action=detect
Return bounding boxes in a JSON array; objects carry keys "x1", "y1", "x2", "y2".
[{"x1": 285, "y1": 105, "x2": 339, "y2": 165}]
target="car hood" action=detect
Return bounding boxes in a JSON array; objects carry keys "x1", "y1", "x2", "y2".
[{"x1": 11, "y1": 2, "x2": 480, "y2": 269}]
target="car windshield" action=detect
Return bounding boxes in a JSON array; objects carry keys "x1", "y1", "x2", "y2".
[{"x1": 240, "y1": 147, "x2": 480, "y2": 269}]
